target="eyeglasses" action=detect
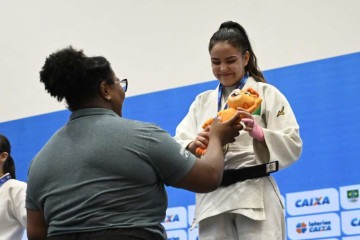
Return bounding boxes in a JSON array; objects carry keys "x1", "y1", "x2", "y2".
[{"x1": 113, "y1": 78, "x2": 128, "y2": 92}]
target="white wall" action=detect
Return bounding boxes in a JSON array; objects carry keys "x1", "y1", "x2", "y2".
[{"x1": 1, "y1": 0, "x2": 359, "y2": 122}]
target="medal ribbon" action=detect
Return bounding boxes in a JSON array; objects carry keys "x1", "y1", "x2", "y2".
[
  {"x1": 217, "y1": 74, "x2": 249, "y2": 111},
  {"x1": 0, "y1": 173, "x2": 11, "y2": 187}
]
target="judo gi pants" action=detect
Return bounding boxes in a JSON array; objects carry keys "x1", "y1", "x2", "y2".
[{"x1": 198, "y1": 178, "x2": 286, "y2": 240}]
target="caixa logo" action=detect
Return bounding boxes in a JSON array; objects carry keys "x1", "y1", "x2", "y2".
[
  {"x1": 308, "y1": 220, "x2": 332, "y2": 232},
  {"x1": 164, "y1": 214, "x2": 180, "y2": 223},
  {"x1": 162, "y1": 207, "x2": 187, "y2": 230},
  {"x1": 296, "y1": 222, "x2": 307, "y2": 234},
  {"x1": 295, "y1": 196, "x2": 330, "y2": 207},
  {"x1": 287, "y1": 213, "x2": 340, "y2": 239},
  {"x1": 351, "y1": 218, "x2": 360, "y2": 227},
  {"x1": 341, "y1": 210, "x2": 360, "y2": 235},
  {"x1": 287, "y1": 188, "x2": 339, "y2": 216},
  {"x1": 295, "y1": 220, "x2": 332, "y2": 234}
]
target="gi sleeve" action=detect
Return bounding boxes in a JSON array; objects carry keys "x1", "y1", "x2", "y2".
[
  {"x1": 254, "y1": 85, "x2": 303, "y2": 169},
  {"x1": 174, "y1": 95, "x2": 202, "y2": 149}
]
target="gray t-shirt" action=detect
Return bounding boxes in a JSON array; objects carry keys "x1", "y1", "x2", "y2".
[{"x1": 26, "y1": 108, "x2": 196, "y2": 238}]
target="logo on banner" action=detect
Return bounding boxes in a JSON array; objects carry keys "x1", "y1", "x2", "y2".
[
  {"x1": 348, "y1": 190, "x2": 359, "y2": 203},
  {"x1": 341, "y1": 210, "x2": 360, "y2": 235},
  {"x1": 308, "y1": 220, "x2": 332, "y2": 232},
  {"x1": 351, "y1": 218, "x2": 360, "y2": 227},
  {"x1": 162, "y1": 207, "x2": 187, "y2": 230},
  {"x1": 287, "y1": 213, "x2": 340, "y2": 239},
  {"x1": 296, "y1": 222, "x2": 307, "y2": 233},
  {"x1": 286, "y1": 188, "x2": 339, "y2": 216},
  {"x1": 165, "y1": 214, "x2": 180, "y2": 223},
  {"x1": 296, "y1": 196, "x2": 330, "y2": 207},
  {"x1": 340, "y1": 185, "x2": 360, "y2": 209}
]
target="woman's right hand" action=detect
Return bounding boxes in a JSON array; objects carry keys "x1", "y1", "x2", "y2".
[{"x1": 187, "y1": 126, "x2": 210, "y2": 155}]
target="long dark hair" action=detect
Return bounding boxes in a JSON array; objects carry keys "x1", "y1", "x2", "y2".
[
  {"x1": 0, "y1": 134, "x2": 16, "y2": 179},
  {"x1": 209, "y1": 21, "x2": 266, "y2": 83}
]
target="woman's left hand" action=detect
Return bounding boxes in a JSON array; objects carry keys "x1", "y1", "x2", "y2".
[{"x1": 237, "y1": 108, "x2": 265, "y2": 142}]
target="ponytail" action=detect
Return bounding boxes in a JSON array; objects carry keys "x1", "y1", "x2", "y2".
[
  {"x1": 3, "y1": 155, "x2": 16, "y2": 179},
  {"x1": 0, "y1": 134, "x2": 16, "y2": 179}
]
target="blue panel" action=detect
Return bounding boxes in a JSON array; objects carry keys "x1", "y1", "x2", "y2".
[
  {"x1": 122, "y1": 81, "x2": 218, "y2": 135},
  {"x1": 0, "y1": 111, "x2": 71, "y2": 181},
  {"x1": 265, "y1": 52, "x2": 360, "y2": 192}
]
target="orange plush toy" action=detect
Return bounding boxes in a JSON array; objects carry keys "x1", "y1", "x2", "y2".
[{"x1": 196, "y1": 87, "x2": 262, "y2": 156}]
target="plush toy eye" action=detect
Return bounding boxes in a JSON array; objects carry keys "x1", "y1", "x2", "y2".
[
  {"x1": 231, "y1": 92, "x2": 239, "y2": 97},
  {"x1": 245, "y1": 92, "x2": 251, "y2": 96}
]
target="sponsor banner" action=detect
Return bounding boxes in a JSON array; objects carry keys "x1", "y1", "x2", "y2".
[
  {"x1": 340, "y1": 185, "x2": 360, "y2": 210},
  {"x1": 166, "y1": 230, "x2": 187, "y2": 240},
  {"x1": 341, "y1": 210, "x2": 360, "y2": 235},
  {"x1": 287, "y1": 188, "x2": 339, "y2": 216},
  {"x1": 343, "y1": 235, "x2": 360, "y2": 240},
  {"x1": 318, "y1": 238, "x2": 339, "y2": 240},
  {"x1": 162, "y1": 207, "x2": 187, "y2": 230},
  {"x1": 287, "y1": 213, "x2": 340, "y2": 239},
  {"x1": 188, "y1": 228, "x2": 199, "y2": 240},
  {"x1": 188, "y1": 205, "x2": 195, "y2": 226}
]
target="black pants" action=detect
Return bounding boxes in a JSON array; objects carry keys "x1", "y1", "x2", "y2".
[{"x1": 47, "y1": 228, "x2": 165, "y2": 240}]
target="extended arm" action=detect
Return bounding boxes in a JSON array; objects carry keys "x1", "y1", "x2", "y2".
[
  {"x1": 175, "y1": 112, "x2": 242, "y2": 193},
  {"x1": 27, "y1": 209, "x2": 47, "y2": 240}
]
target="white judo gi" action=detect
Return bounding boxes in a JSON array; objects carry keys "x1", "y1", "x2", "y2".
[
  {"x1": 0, "y1": 174, "x2": 27, "y2": 240},
  {"x1": 174, "y1": 77, "x2": 303, "y2": 240}
]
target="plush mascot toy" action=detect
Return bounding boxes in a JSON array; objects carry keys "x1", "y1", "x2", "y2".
[{"x1": 196, "y1": 87, "x2": 262, "y2": 156}]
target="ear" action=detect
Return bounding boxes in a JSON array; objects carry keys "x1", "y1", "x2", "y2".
[
  {"x1": 0, "y1": 152, "x2": 8, "y2": 163},
  {"x1": 243, "y1": 51, "x2": 250, "y2": 66},
  {"x1": 99, "y1": 82, "x2": 111, "y2": 101}
]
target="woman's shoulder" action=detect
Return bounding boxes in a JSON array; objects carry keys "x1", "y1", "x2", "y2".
[
  {"x1": 197, "y1": 88, "x2": 217, "y2": 97},
  {"x1": 193, "y1": 89, "x2": 218, "y2": 103},
  {"x1": 3, "y1": 179, "x2": 27, "y2": 196},
  {"x1": 121, "y1": 118, "x2": 164, "y2": 132},
  {"x1": 7, "y1": 179, "x2": 27, "y2": 188}
]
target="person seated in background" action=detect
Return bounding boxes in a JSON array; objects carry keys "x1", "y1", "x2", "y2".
[
  {"x1": 0, "y1": 134, "x2": 27, "y2": 240},
  {"x1": 25, "y1": 46, "x2": 243, "y2": 240}
]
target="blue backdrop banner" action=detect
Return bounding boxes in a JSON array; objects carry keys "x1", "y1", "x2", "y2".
[{"x1": 1, "y1": 52, "x2": 360, "y2": 240}]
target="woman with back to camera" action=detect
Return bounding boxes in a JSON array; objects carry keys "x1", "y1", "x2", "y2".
[
  {"x1": 174, "y1": 21, "x2": 303, "y2": 239},
  {"x1": 0, "y1": 134, "x2": 27, "y2": 240},
  {"x1": 25, "y1": 46, "x2": 243, "y2": 240}
]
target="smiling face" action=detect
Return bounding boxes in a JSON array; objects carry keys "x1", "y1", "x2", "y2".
[{"x1": 210, "y1": 42, "x2": 250, "y2": 87}]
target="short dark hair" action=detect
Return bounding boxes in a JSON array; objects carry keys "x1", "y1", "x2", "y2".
[{"x1": 40, "y1": 46, "x2": 114, "y2": 110}]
